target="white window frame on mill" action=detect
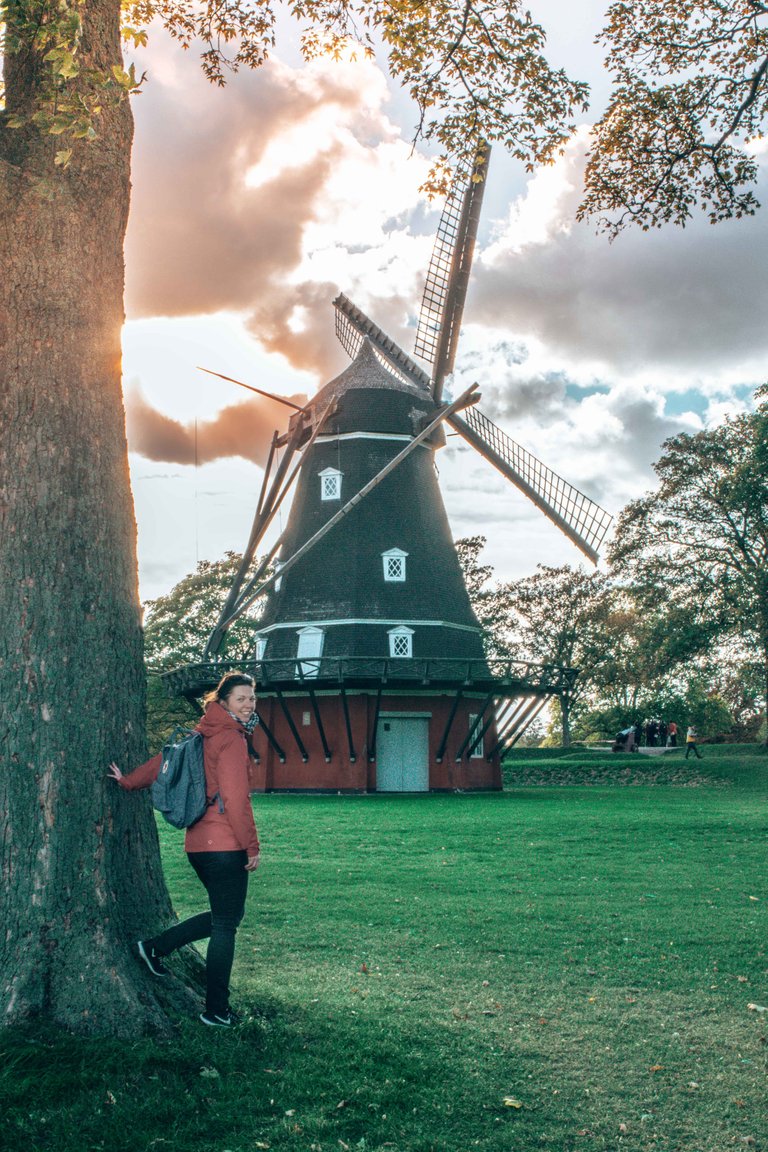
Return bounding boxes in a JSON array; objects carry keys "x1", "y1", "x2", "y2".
[
  {"x1": 382, "y1": 547, "x2": 408, "y2": 582},
  {"x1": 319, "y1": 467, "x2": 343, "y2": 501},
  {"x1": 296, "y1": 626, "x2": 325, "y2": 678},
  {"x1": 388, "y1": 626, "x2": 414, "y2": 659},
  {"x1": 254, "y1": 637, "x2": 267, "y2": 661}
]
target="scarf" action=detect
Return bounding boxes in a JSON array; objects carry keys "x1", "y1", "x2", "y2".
[{"x1": 226, "y1": 708, "x2": 259, "y2": 735}]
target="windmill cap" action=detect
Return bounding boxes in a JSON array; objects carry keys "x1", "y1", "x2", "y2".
[{"x1": 309, "y1": 339, "x2": 439, "y2": 438}]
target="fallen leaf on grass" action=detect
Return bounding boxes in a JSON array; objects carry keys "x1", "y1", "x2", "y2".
[
  {"x1": 649, "y1": 1065, "x2": 665, "y2": 1073},
  {"x1": 747, "y1": 1003, "x2": 767, "y2": 1013},
  {"x1": 199, "y1": 1067, "x2": 220, "y2": 1079},
  {"x1": 618, "y1": 1123, "x2": 628, "y2": 1134},
  {"x1": 503, "y1": 1097, "x2": 524, "y2": 1109}
]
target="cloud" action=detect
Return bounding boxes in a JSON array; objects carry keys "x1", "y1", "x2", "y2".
[
  {"x1": 124, "y1": 384, "x2": 306, "y2": 465},
  {"x1": 125, "y1": 37, "x2": 434, "y2": 382},
  {"x1": 473, "y1": 131, "x2": 768, "y2": 380}
]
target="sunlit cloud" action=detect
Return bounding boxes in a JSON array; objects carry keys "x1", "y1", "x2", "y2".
[
  {"x1": 125, "y1": 383, "x2": 307, "y2": 465},
  {"x1": 126, "y1": 39, "x2": 435, "y2": 383}
]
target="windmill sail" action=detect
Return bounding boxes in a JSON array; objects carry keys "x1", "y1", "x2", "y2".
[
  {"x1": 451, "y1": 407, "x2": 613, "y2": 564},
  {"x1": 332, "y1": 295, "x2": 613, "y2": 563},
  {"x1": 334, "y1": 293, "x2": 431, "y2": 390},
  {"x1": 414, "y1": 142, "x2": 490, "y2": 399}
]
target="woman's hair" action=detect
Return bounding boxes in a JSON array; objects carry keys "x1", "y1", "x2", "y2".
[{"x1": 202, "y1": 671, "x2": 255, "y2": 710}]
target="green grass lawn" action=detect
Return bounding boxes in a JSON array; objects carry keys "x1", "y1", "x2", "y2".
[{"x1": 4, "y1": 746, "x2": 768, "y2": 1152}]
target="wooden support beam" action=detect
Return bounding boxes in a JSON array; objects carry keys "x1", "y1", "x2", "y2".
[
  {"x1": 492, "y1": 695, "x2": 549, "y2": 761},
  {"x1": 341, "y1": 685, "x2": 356, "y2": 763},
  {"x1": 473, "y1": 707, "x2": 499, "y2": 761},
  {"x1": 505, "y1": 696, "x2": 550, "y2": 752},
  {"x1": 307, "y1": 687, "x2": 332, "y2": 762},
  {"x1": 276, "y1": 690, "x2": 309, "y2": 763},
  {"x1": 368, "y1": 683, "x2": 383, "y2": 762},
  {"x1": 254, "y1": 708, "x2": 286, "y2": 764},
  {"x1": 488, "y1": 697, "x2": 532, "y2": 759},
  {"x1": 435, "y1": 689, "x2": 463, "y2": 763},
  {"x1": 455, "y1": 693, "x2": 494, "y2": 761}
]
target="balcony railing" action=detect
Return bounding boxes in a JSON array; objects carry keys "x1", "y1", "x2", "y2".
[{"x1": 160, "y1": 656, "x2": 578, "y2": 698}]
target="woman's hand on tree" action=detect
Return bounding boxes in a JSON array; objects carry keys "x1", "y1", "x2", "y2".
[{"x1": 106, "y1": 762, "x2": 124, "y2": 782}]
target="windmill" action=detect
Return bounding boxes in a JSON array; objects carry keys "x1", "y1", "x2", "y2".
[{"x1": 165, "y1": 144, "x2": 611, "y2": 791}]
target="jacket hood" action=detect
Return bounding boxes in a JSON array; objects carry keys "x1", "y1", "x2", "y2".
[{"x1": 197, "y1": 701, "x2": 243, "y2": 739}]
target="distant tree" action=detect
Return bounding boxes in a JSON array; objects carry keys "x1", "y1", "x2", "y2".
[
  {"x1": 144, "y1": 675, "x2": 200, "y2": 756},
  {"x1": 608, "y1": 390, "x2": 768, "y2": 743},
  {"x1": 582, "y1": 0, "x2": 768, "y2": 234},
  {"x1": 504, "y1": 565, "x2": 610, "y2": 746},
  {"x1": 455, "y1": 536, "x2": 514, "y2": 657},
  {"x1": 143, "y1": 552, "x2": 266, "y2": 669},
  {"x1": 582, "y1": 586, "x2": 715, "y2": 719}
]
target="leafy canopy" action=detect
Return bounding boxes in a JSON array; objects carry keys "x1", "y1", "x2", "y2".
[
  {"x1": 607, "y1": 389, "x2": 768, "y2": 730},
  {"x1": 581, "y1": 0, "x2": 768, "y2": 235},
  {"x1": 2, "y1": 0, "x2": 589, "y2": 190},
  {"x1": 143, "y1": 551, "x2": 267, "y2": 668}
]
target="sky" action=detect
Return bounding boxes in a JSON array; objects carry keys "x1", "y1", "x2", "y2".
[{"x1": 122, "y1": 4, "x2": 768, "y2": 603}]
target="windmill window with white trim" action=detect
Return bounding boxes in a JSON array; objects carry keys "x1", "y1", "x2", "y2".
[
  {"x1": 382, "y1": 548, "x2": 408, "y2": 582},
  {"x1": 319, "y1": 467, "x2": 343, "y2": 501},
  {"x1": 388, "y1": 626, "x2": 414, "y2": 658},
  {"x1": 296, "y1": 626, "x2": 325, "y2": 678},
  {"x1": 255, "y1": 637, "x2": 267, "y2": 662}
]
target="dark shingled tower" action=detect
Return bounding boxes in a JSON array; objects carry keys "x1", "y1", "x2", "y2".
[{"x1": 257, "y1": 341, "x2": 485, "y2": 666}]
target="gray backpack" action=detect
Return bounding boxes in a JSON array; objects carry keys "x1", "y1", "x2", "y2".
[{"x1": 151, "y1": 727, "x2": 221, "y2": 829}]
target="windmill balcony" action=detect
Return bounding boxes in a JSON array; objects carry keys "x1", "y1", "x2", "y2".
[{"x1": 161, "y1": 656, "x2": 576, "y2": 698}]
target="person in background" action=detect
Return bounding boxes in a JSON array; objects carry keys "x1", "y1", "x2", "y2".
[
  {"x1": 685, "y1": 724, "x2": 703, "y2": 760},
  {"x1": 108, "y1": 671, "x2": 260, "y2": 1027},
  {"x1": 667, "y1": 720, "x2": 678, "y2": 747}
]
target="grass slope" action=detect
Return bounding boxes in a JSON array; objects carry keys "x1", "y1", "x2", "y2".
[{"x1": 3, "y1": 746, "x2": 767, "y2": 1152}]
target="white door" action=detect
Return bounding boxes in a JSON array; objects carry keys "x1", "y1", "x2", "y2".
[{"x1": 376, "y1": 717, "x2": 429, "y2": 792}]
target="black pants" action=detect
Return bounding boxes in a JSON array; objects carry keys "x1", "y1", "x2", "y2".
[
  {"x1": 685, "y1": 743, "x2": 702, "y2": 760},
  {"x1": 149, "y1": 850, "x2": 249, "y2": 1015}
]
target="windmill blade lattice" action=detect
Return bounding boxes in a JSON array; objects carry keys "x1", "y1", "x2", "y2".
[
  {"x1": 334, "y1": 293, "x2": 431, "y2": 390},
  {"x1": 333, "y1": 293, "x2": 613, "y2": 562},
  {"x1": 414, "y1": 143, "x2": 489, "y2": 398},
  {"x1": 451, "y1": 407, "x2": 613, "y2": 563}
]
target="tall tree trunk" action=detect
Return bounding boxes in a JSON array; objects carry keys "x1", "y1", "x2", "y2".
[{"x1": 0, "y1": 0, "x2": 181, "y2": 1034}]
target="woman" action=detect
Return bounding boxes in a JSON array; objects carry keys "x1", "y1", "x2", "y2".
[{"x1": 109, "y1": 671, "x2": 260, "y2": 1027}]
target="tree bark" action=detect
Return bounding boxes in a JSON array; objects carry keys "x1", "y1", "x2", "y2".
[{"x1": 0, "y1": 0, "x2": 181, "y2": 1034}]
